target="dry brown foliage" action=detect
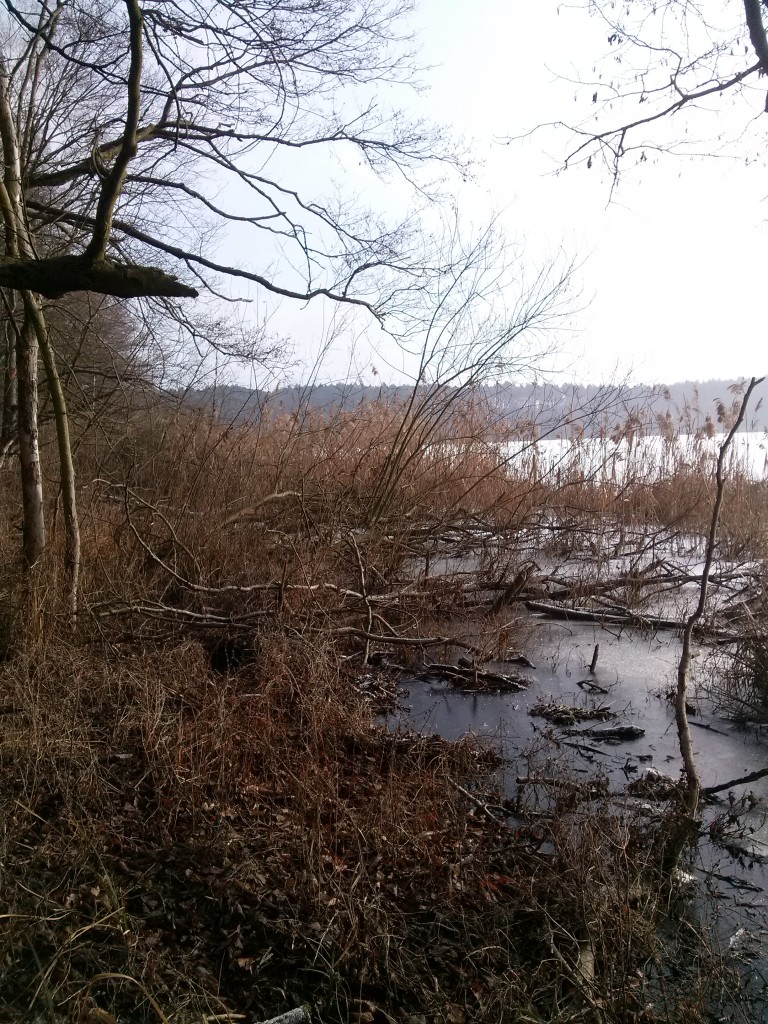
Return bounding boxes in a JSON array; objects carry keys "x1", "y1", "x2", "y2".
[{"x1": 0, "y1": 392, "x2": 761, "y2": 1022}]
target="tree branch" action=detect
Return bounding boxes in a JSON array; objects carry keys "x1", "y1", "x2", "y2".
[
  {"x1": 744, "y1": 0, "x2": 768, "y2": 75},
  {"x1": 559, "y1": 63, "x2": 761, "y2": 172},
  {"x1": 83, "y1": 0, "x2": 144, "y2": 261},
  {"x1": 28, "y1": 121, "x2": 187, "y2": 189},
  {"x1": 25, "y1": 199, "x2": 380, "y2": 313},
  {"x1": 0, "y1": 254, "x2": 198, "y2": 298}
]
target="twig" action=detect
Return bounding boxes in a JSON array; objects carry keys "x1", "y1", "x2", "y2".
[
  {"x1": 448, "y1": 778, "x2": 507, "y2": 822},
  {"x1": 348, "y1": 532, "x2": 373, "y2": 664}
]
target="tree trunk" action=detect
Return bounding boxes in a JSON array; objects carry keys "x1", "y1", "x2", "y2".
[
  {"x1": 0, "y1": 312, "x2": 16, "y2": 452},
  {"x1": 675, "y1": 626, "x2": 701, "y2": 817},
  {"x1": 0, "y1": 59, "x2": 79, "y2": 616},
  {"x1": 27, "y1": 295, "x2": 79, "y2": 620},
  {"x1": 0, "y1": 66, "x2": 45, "y2": 569},
  {"x1": 16, "y1": 312, "x2": 44, "y2": 567}
]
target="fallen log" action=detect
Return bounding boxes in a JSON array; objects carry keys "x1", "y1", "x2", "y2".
[
  {"x1": 525, "y1": 600, "x2": 741, "y2": 642},
  {"x1": 259, "y1": 1008, "x2": 311, "y2": 1024},
  {"x1": 525, "y1": 600, "x2": 686, "y2": 631},
  {"x1": 566, "y1": 725, "x2": 646, "y2": 742}
]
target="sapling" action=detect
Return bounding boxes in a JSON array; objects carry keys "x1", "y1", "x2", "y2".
[{"x1": 671, "y1": 376, "x2": 764, "y2": 861}]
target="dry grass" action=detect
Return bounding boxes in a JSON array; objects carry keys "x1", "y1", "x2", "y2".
[
  {"x1": 0, "y1": 634, "x2": 740, "y2": 1023},
  {"x1": 0, "y1": 391, "x2": 764, "y2": 1022}
]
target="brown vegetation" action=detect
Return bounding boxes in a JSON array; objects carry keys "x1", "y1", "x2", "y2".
[{"x1": 0, "y1": 392, "x2": 763, "y2": 1022}]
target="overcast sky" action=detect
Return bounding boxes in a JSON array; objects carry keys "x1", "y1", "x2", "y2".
[
  {"x1": 411, "y1": 1, "x2": 768, "y2": 387},
  {"x1": 238, "y1": 1, "x2": 768, "y2": 390}
]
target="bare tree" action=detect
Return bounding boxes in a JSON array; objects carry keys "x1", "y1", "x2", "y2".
[
  {"x1": 0, "y1": 0, "x2": 473, "y2": 616},
  {"x1": 2, "y1": 0, "x2": 462, "y2": 305},
  {"x1": 366, "y1": 221, "x2": 574, "y2": 524}
]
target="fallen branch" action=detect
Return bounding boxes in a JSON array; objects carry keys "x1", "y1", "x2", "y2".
[
  {"x1": 703, "y1": 766, "x2": 768, "y2": 796},
  {"x1": 565, "y1": 725, "x2": 645, "y2": 742},
  {"x1": 526, "y1": 599, "x2": 736, "y2": 639},
  {"x1": 90, "y1": 601, "x2": 271, "y2": 628},
  {"x1": 531, "y1": 701, "x2": 614, "y2": 725},
  {"x1": 258, "y1": 1008, "x2": 311, "y2": 1024},
  {"x1": 516, "y1": 775, "x2": 606, "y2": 792},
  {"x1": 329, "y1": 627, "x2": 484, "y2": 655},
  {"x1": 420, "y1": 662, "x2": 531, "y2": 691},
  {"x1": 222, "y1": 491, "x2": 304, "y2": 527},
  {"x1": 525, "y1": 600, "x2": 686, "y2": 631},
  {"x1": 709, "y1": 871, "x2": 763, "y2": 892},
  {"x1": 688, "y1": 720, "x2": 729, "y2": 736},
  {"x1": 448, "y1": 778, "x2": 507, "y2": 822}
]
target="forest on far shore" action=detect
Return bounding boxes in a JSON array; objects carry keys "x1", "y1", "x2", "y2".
[{"x1": 184, "y1": 379, "x2": 766, "y2": 436}]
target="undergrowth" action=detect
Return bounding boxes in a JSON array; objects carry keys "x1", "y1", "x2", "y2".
[{"x1": 0, "y1": 394, "x2": 761, "y2": 1022}]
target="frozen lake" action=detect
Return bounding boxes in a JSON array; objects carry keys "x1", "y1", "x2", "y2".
[
  {"x1": 502, "y1": 431, "x2": 768, "y2": 481},
  {"x1": 388, "y1": 615, "x2": 768, "y2": 1016}
]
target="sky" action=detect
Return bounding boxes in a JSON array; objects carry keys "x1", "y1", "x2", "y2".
[
  {"x1": 234, "y1": 1, "x2": 768, "y2": 390},
  {"x1": 406, "y1": 1, "x2": 768, "y2": 387}
]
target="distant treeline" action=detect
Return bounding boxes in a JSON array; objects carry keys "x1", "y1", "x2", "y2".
[{"x1": 180, "y1": 379, "x2": 768, "y2": 437}]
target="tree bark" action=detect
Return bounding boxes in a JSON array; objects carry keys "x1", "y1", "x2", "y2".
[
  {"x1": 0, "y1": 63, "x2": 46, "y2": 568},
  {"x1": 27, "y1": 294, "x2": 79, "y2": 619},
  {"x1": 16, "y1": 312, "x2": 44, "y2": 567},
  {"x1": 744, "y1": 0, "x2": 768, "y2": 74},
  {"x1": 0, "y1": 48, "x2": 80, "y2": 615},
  {"x1": 0, "y1": 310, "x2": 16, "y2": 452},
  {"x1": 0, "y1": 255, "x2": 198, "y2": 299}
]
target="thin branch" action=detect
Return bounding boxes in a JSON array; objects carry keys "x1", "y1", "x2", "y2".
[{"x1": 25, "y1": 199, "x2": 381, "y2": 313}]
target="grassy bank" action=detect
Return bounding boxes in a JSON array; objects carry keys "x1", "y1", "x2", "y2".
[{"x1": 0, "y1": 396, "x2": 762, "y2": 1022}]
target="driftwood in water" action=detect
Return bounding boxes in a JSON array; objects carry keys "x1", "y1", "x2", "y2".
[
  {"x1": 495, "y1": 652, "x2": 537, "y2": 668},
  {"x1": 531, "y1": 701, "x2": 614, "y2": 726},
  {"x1": 577, "y1": 678, "x2": 609, "y2": 694},
  {"x1": 420, "y1": 662, "x2": 531, "y2": 692},
  {"x1": 589, "y1": 643, "x2": 600, "y2": 673},
  {"x1": 688, "y1": 720, "x2": 729, "y2": 736},
  {"x1": 516, "y1": 775, "x2": 609, "y2": 800},
  {"x1": 566, "y1": 725, "x2": 646, "y2": 742},
  {"x1": 525, "y1": 600, "x2": 686, "y2": 631}
]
